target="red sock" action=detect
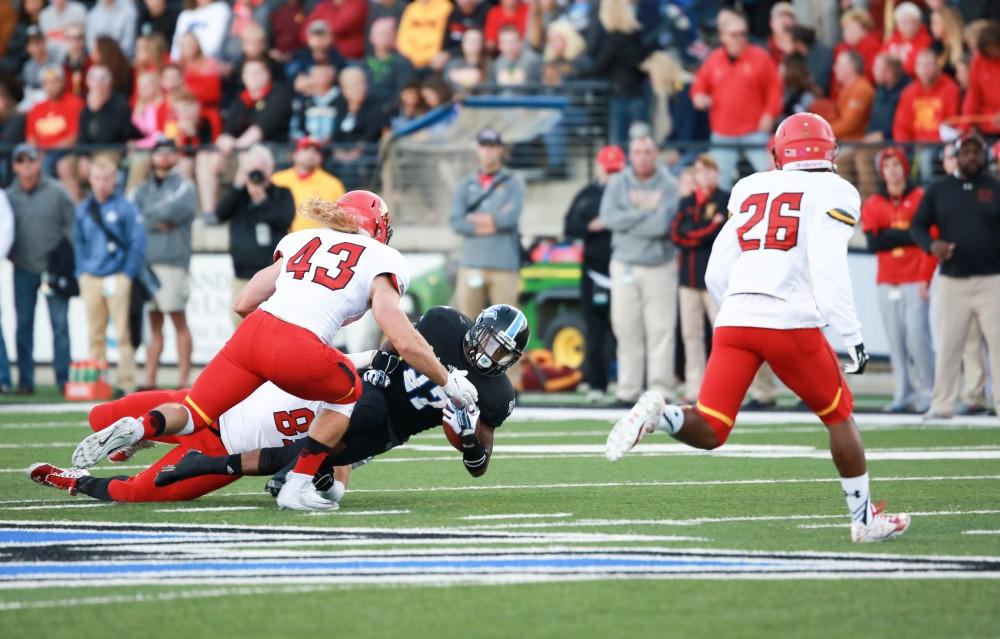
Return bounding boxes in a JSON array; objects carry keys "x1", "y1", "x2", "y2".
[
  {"x1": 292, "y1": 437, "x2": 330, "y2": 477},
  {"x1": 141, "y1": 411, "x2": 166, "y2": 438}
]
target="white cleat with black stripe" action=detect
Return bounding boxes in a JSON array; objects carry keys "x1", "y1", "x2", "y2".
[{"x1": 605, "y1": 391, "x2": 666, "y2": 462}]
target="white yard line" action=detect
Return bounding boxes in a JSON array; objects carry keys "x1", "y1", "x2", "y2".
[
  {"x1": 154, "y1": 506, "x2": 261, "y2": 513},
  {"x1": 962, "y1": 530, "x2": 1000, "y2": 535},
  {"x1": 459, "y1": 513, "x2": 574, "y2": 521},
  {"x1": 1, "y1": 503, "x2": 114, "y2": 511}
]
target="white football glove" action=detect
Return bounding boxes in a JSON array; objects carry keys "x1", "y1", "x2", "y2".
[
  {"x1": 442, "y1": 369, "x2": 478, "y2": 407},
  {"x1": 843, "y1": 342, "x2": 869, "y2": 375},
  {"x1": 443, "y1": 402, "x2": 481, "y2": 445}
]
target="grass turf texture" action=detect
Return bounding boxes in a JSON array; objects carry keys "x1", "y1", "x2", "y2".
[{"x1": 1, "y1": 410, "x2": 998, "y2": 638}]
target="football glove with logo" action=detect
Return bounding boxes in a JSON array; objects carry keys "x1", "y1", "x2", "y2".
[
  {"x1": 442, "y1": 369, "x2": 478, "y2": 407},
  {"x1": 843, "y1": 342, "x2": 869, "y2": 375},
  {"x1": 443, "y1": 401, "x2": 480, "y2": 448}
]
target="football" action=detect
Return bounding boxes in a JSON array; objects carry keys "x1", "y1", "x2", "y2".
[{"x1": 443, "y1": 424, "x2": 464, "y2": 451}]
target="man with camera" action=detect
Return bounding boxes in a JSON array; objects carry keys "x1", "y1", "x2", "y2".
[{"x1": 216, "y1": 145, "x2": 295, "y2": 326}]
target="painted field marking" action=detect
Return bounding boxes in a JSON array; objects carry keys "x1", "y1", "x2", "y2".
[
  {"x1": 310, "y1": 509, "x2": 412, "y2": 517},
  {"x1": 460, "y1": 513, "x2": 574, "y2": 521},
  {"x1": 154, "y1": 506, "x2": 261, "y2": 513},
  {"x1": 962, "y1": 530, "x2": 1000, "y2": 535},
  {"x1": 2, "y1": 503, "x2": 113, "y2": 511}
]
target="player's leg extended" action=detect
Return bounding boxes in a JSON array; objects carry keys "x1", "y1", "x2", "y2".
[
  {"x1": 606, "y1": 327, "x2": 760, "y2": 459},
  {"x1": 78, "y1": 430, "x2": 236, "y2": 502},
  {"x1": 766, "y1": 327, "x2": 909, "y2": 542}
]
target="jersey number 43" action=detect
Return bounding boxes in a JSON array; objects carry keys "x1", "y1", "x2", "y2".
[
  {"x1": 737, "y1": 192, "x2": 803, "y2": 252},
  {"x1": 286, "y1": 238, "x2": 366, "y2": 291}
]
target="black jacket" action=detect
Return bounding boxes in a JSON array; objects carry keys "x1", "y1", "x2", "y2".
[
  {"x1": 79, "y1": 94, "x2": 142, "y2": 146},
  {"x1": 586, "y1": 30, "x2": 647, "y2": 97},
  {"x1": 563, "y1": 182, "x2": 611, "y2": 276},
  {"x1": 216, "y1": 183, "x2": 295, "y2": 279},
  {"x1": 912, "y1": 172, "x2": 1000, "y2": 278},
  {"x1": 670, "y1": 188, "x2": 729, "y2": 289},
  {"x1": 224, "y1": 84, "x2": 293, "y2": 142}
]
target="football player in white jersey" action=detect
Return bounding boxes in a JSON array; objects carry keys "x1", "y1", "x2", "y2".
[
  {"x1": 605, "y1": 113, "x2": 910, "y2": 543},
  {"x1": 28, "y1": 384, "x2": 345, "y2": 502},
  {"x1": 72, "y1": 190, "x2": 480, "y2": 511}
]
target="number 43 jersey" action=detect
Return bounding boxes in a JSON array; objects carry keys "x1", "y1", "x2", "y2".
[
  {"x1": 260, "y1": 228, "x2": 411, "y2": 344},
  {"x1": 706, "y1": 169, "x2": 864, "y2": 346},
  {"x1": 386, "y1": 306, "x2": 517, "y2": 438}
]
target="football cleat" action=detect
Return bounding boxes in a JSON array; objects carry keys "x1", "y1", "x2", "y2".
[
  {"x1": 276, "y1": 472, "x2": 340, "y2": 511},
  {"x1": 317, "y1": 480, "x2": 346, "y2": 504},
  {"x1": 27, "y1": 463, "x2": 90, "y2": 496},
  {"x1": 851, "y1": 502, "x2": 911, "y2": 543},
  {"x1": 72, "y1": 417, "x2": 145, "y2": 469},
  {"x1": 605, "y1": 390, "x2": 666, "y2": 462},
  {"x1": 108, "y1": 439, "x2": 156, "y2": 463}
]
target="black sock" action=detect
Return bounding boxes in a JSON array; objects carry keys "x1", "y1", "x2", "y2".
[
  {"x1": 75, "y1": 476, "x2": 127, "y2": 501},
  {"x1": 146, "y1": 410, "x2": 166, "y2": 436},
  {"x1": 224, "y1": 454, "x2": 242, "y2": 475}
]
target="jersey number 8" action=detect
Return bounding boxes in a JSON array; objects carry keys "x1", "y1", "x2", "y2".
[
  {"x1": 286, "y1": 238, "x2": 366, "y2": 291},
  {"x1": 737, "y1": 192, "x2": 803, "y2": 252}
]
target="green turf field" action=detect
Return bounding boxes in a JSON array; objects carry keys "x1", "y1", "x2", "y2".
[{"x1": 1, "y1": 408, "x2": 998, "y2": 638}]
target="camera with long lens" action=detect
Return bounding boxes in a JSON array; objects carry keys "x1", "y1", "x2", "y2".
[{"x1": 248, "y1": 169, "x2": 266, "y2": 185}]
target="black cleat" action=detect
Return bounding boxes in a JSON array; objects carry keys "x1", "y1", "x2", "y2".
[{"x1": 154, "y1": 449, "x2": 208, "y2": 486}]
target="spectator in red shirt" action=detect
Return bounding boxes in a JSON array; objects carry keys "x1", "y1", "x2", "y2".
[
  {"x1": 26, "y1": 64, "x2": 84, "y2": 200},
  {"x1": 691, "y1": 11, "x2": 781, "y2": 189},
  {"x1": 268, "y1": 0, "x2": 308, "y2": 62},
  {"x1": 861, "y1": 147, "x2": 934, "y2": 413},
  {"x1": 893, "y1": 47, "x2": 960, "y2": 179},
  {"x1": 831, "y1": 9, "x2": 881, "y2": 99},
  {"x1": 880, "y1": 2, "x2": 933, "y2": 78},
  {"x1": 484, "y1": 0, "x2": 529, "y2": 53},
  {"x1": 961, "y1": 21, "x2": 1000, "y2": 136},
  {"x1": 304, "y1": 0, "x2": 368, "y2": 60},
  {"x1": 177, "y1": 32, "x2": 223, "y2": 131},
  {"x1": 765, "y1": 1, "x2": 796, "y2": 64}
]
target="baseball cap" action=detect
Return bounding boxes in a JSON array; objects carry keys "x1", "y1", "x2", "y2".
[
  {"x1": 308, "y1": 21, "x2": 330, "y2": 35},
  {"x1": 26, "y1": 25, "x2": 44, "y2": 41},
  {"x1": 40, "y1": 63, "x2": 65, "y2": 81},
  {"x1": 596, "y1": 145, "x2": 625, "y2": 173},
  {"x1": 296, "y1": 137, "x2": 323, "y2": 152},
  {"x1": 12, "y1": 143, "x2": 40, "y2": 162},
  {"x1": 477, "y1": 128, "x2": 503, "y2": 146},
  {"x1": 151, "y1": 136, "x2": 177, "y2": 153},
  {"x1": 627, "y1": 121, "x2": 653, "y2": 140},
  {"x1": 955, "y1": 129, "x2": 986, "y2": 152}
]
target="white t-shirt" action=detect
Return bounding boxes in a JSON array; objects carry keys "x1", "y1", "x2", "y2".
[
  {"x1": 170, "y1": 1, "x2": 232, "y2": 60},
  {"x1": 219, "y1": 383, "x2": 323, "y2": 454},
  {"x1": 705, "y1": 169, "x2": 864, "y2": 348},
  {"x1": 259, "y1": 228, "x2": 410, "y2": 344}
]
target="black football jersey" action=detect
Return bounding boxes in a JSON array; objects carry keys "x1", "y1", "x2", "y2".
[{"x1": 386, "y1": 306, "x2": 516, "y2": 438}]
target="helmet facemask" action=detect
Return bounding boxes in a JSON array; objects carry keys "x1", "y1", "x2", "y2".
[{"x1": 463, "y1": 323, "x2": 521, "y2": 376}]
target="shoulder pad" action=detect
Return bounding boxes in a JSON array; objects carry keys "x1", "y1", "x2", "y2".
[{"x1": 826, "y1": 208, "x2": 857, "y2": 226}]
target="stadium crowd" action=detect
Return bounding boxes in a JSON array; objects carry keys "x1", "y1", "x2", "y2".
[{"x1": 0, "y1": 0, "x2": 997, "y2": 418}]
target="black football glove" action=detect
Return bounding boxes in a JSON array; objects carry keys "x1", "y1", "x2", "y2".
[
  {"x1": 362, "y1": 351, "x2": 400, "y2": 388},
  {"x1": 843, "y1": 342, "x2": 869, "y2": 375}
]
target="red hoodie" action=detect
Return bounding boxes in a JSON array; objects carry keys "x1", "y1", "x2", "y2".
[
  {"x1": 962, "y1": 53, "x2": 1000, "y2": 135},
  {"x1": 879, "y1": 26, "x2": 932, "y2": 77},
  {"x1": 691, "y1": 44, "x2": 782, "y2": 136},
  {"x1": 304, "y1": 0, "x2": 368, "y2": 60},
  {"x1": 892, "y1": 73, "x2": 960, "y2": 142},
  {"x1": 861, "y1": 185, "x2": 936, "y2": 284}
]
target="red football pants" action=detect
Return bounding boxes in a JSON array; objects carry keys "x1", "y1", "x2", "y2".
[
  {"x1": 88, "y1": 390, "x2": 236, "y2": 502},
  {"x1": 182, "y1": 310, "x2": 361, "y2": 429},
  {"x1": 696, "y1": 326, "x2": 854, "y2": 445}
]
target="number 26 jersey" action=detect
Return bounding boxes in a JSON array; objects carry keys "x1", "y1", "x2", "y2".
[
  {"x1": 705, "y1": 169, "x2": 863, "y2": 345},
  {"x1": 260, "y1": 228, "x2": 411, "y2": 344}
]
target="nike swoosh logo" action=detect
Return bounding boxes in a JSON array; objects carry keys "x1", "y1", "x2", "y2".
[{"x1": 98, "y1": 433, "x2": 115, "y2": 447}]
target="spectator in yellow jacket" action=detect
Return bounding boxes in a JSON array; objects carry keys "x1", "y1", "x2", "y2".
[
  {"x1": 270, "y1": 138, "x2": 346, "y2": 232},
  {"x1": 397, "y1": 0, "x2": 453, "y2": 69}
]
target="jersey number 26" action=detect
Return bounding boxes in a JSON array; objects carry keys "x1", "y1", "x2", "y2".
[
  {"x1": 286, "y1": 238, "x2": 366, "y2": 291},
  {"x1": 737, "y1": 192, "x2": 803, "y2": 252}
]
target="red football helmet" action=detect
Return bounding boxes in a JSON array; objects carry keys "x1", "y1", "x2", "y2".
[
  {"x1": 337, "y1": 190, "x2": 392, "y2": 244},
  {"x1": 772, "y1": 113, "x2": 837, "y2": 171}
]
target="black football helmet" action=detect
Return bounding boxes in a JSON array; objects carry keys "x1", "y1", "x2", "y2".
[{"x1": 463, "y1": 304, "x2": 529, "y2": 376}]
